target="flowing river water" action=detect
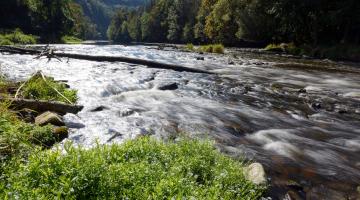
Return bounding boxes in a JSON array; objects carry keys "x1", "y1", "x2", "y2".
[{"x1": 1, "y1": 44, "x2": 359, "y2": 199}]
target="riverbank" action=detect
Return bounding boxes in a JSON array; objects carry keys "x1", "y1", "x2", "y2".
[
  {"x1": 0, "y1": 72, "x2": 266, "y2": 199},
  {"x1": 264, "y1": 43, "x2": 360, "y2": 63}
]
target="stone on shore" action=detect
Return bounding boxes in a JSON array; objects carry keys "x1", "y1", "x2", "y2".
[
  {"x1": 35, "y1": 111, "x2": 65, "y2": 126},
  {"x1": 245, "y1": 162, "x2": 267, "y2": 185}
]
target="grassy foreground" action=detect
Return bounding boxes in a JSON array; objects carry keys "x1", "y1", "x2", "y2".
[
  {"x1": 1, "y1": 75, "x2": 266, "y2": 199},
  {"x1": 1, "y1": 138, "x2": 266, "y2": 199}
]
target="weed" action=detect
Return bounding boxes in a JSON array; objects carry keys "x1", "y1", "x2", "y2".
[
  {"x1": 1, "y1": 137, "x2": 266, "y2": 199},
  {"x1": 21, "y1": 74, "x2": 77, "y2": 104}
]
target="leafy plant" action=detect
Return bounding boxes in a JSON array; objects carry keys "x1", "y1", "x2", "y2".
[
  {"x1": 0, "y1": 29, "x2": 37, "y2": 45},
  {"x1": 61, "y1": 35, "x2": 83, "y2": 44},
  {"x1": 186, "y1": 43, "x2": 194, "y2": 51},
  {"x1": 21, "y1": 74, "x2": 77, "y2": 104},
  {"x1": 2, "y1": 137, "x2": 266, "y2": 199},
  {"x1": 198, "y1": 44, "x2": 225, "y2": 54}
]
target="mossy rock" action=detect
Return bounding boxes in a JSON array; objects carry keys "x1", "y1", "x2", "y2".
[
  {"x1": 35, "y1": 111, "x2": 65, "y2": 126},
  {"x1": 52, "y1": 126, "x2": 69, "y2": 141}
]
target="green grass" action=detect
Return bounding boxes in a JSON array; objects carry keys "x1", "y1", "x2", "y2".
[
  {"x1": 0, "y1": 29, "x2": 37, "y2": 45},
  {"x1": 61, "y1": 35, "x2": 83, "y2": 44},
  {"x1": 21, "y1": 73, "x2": 77, "y2": 104},
  {"x1": 1, "y1": 137, "x2": 266, "y2": 199}
]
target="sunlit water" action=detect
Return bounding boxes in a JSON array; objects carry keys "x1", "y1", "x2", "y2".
[{"x1": 1, "y1": 44, "x2": 359, "y2": 198}]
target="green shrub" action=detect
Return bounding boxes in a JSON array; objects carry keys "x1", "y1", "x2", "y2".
[
  {"x1": 213, "y1": 44, "x2": 225, "y2": 54},
  {"x1": 0, "y1": 29, "x2": 37, "y2": 45},
  {"x1": 61, "y1": 35, "x2": 83, "y2": 44},
  {"x1": 0, "y1": 104, "x2": 54, "y2": 161},
  {"x1": 186, "y1": 43, "x2": 194, "y2": 51},
  {"x1": 2, "y1": 137, "x2": 266, "y2": 199},
  {"x1": 198, "y1": 44, "x2": 225, "y2": 54},
  {"x1": 21, "y1": 74, "x2": 77, "y2": 104}
]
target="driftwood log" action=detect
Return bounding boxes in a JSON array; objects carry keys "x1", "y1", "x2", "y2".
[
  {"x1": 0, "y1": 97, "x2": 83, "y2": 115},
  {"x1": 0, "y1": 46, "x2": 214, "y2": 74}
]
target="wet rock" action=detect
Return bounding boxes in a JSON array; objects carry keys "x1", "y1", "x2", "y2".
[
  {"x1": 311, "y1": 103, "x2": 322, "y2": 110},
  {"x1": 298, "y1": 88, "x2": 307, "y2": 94},
  {"x1": 35, "y1": 111, "x2": 65, "y2": 126},
  {"x1": 90, "y1": 106, "x2": 109, "y2": 112},
  {"x1": 228, "y1": 61, "x2": 235, "y2": 65},
  {"x1": 196, "y1": 56, "x2": 205, "y2": 61},
  {"x1": 157, "y1": 82, "x2": 178, "y2": 90},
  {"x1": 244, "y1": 85, "x2": 252, "y2": 93},
  {"x1": 245, "y1": 163, "x2": 267, "y2": 185},
  {"x1": 52, "y1": 126, "x2": 69, "y2": 141}
]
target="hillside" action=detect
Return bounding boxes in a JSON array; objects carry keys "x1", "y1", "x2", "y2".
[{"x1": 75, "y1": 0, "x2": 146, "y2": 39}]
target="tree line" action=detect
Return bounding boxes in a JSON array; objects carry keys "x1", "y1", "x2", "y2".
[
  {"x1": 0, "y1": 0, "x2": 99, "y2": 42},
  {"x1": 107, "y1": 0, "x2": 360, "y2": 47}
]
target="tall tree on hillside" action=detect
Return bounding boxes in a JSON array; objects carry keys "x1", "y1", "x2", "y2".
[{"x1": 27, "y1": 0, "x2": 74, "y2": 41}]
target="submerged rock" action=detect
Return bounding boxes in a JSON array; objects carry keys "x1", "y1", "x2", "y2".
[
  {"x1": 196, "y1": 56, "x2": 205, "y2": 61},
  {"x1": 245, "y1": 162, "x2": 267, "y2": 185},
  {"x1": 35, "y1": 111, "x2": 65, "y2": 126},
  {"x1": 157, "y1": 82, "x2": 178, "y2": 90},
  {"x1": 90, "y1": 106, "x2": 109, "y2": 112}
]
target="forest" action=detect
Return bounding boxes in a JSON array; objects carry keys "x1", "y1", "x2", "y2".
[
  {"x1": 0, "y1": 0, "x2": 146, "y2": 42},
  {"x1": 1, "y1": 0, "x2": 359, "y2": 54},
  {"x1": 108, "y1": 0, "x2": 360, "y2": 47}
]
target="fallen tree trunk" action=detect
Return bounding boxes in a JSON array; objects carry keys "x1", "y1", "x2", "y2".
[
  {"x1": 0, "y1": 46, "x2": 214, "y2": 74},
  {"x1": 0, "y1": 97, "x2": 83, "y2": 115}
]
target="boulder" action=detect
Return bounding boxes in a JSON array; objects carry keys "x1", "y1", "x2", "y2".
[
  {"x1": 157, "y1": 82, "x2": 178, "y2": 91},
  {"x1": 35, "y1": 111, "x2": 65, "y2": 126},
  {"x1": 245, "y1": 162, "x2": 267, "y2": 185},
  {"x1": 52, "y1": 126, "x2": 69, "y2": 141},
  {"x1": 90, "y1": 106, "x2": 109, "y2": 112}
]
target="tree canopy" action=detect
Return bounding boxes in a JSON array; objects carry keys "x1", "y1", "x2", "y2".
[{"x1": 107, "y1": 0, "x2": 360, "y2": 46}]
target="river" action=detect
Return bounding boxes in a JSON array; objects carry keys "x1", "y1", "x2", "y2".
[{"x1": 1, "y1": 44, "x2": 359, "y2": 199}]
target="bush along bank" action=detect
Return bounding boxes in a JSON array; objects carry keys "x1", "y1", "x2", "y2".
[
  {"x1": 0, "y1": 29, "x2": 37, "y2": 45},
  {"x1": 264, "y1": 43, "x2": 360, "y2": 62},
  {"x1": 0, "y1": 73, "x2": 267, "y2": 199},
  {"x1": 185, "y1": 43, "x2": 225, "y2": 54}
]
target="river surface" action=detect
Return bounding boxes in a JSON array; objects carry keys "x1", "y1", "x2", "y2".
[{"x1": 1, "y1": 44, "x2": 360, "y2": 199}]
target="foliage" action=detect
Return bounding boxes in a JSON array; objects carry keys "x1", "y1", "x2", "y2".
[
  {"x1": 0, "y1": 29, "x2": 37, "y2": 45},
  {"x1": 1, "y1": 137, "x2": 266, "y2": 199},
  {"x1": 199, "y1": 44, "x2": 225, "y2": 54},
  {"x1": 0, "y1": 103, "x2": 54, "y2": 162},
  {"x1": 21, "y1": 74, "x2": 77, "y2": 104},
  {"x1": 106, "y1": 0, "x2": 359, "y2": 58},
  {"x1": 61, "y1": 35, "x2": 83, "y2": 44},
  {"x1": 186, "y1": 43, "x2": 194, "y2": 51},
  {"x1": 75, "y1": 0, "x2": 146, "y2": 39}
]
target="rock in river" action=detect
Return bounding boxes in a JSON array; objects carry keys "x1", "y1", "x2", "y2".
[
  {"x1": 245, "y1": 162, "x2": 267, "y2": 185},
  {"x1": 35, "y1": 111, "x2": 65, "y2": 126},
  {"x1": 157, "y1": 82, "x2": 179, "y2": 91}
]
